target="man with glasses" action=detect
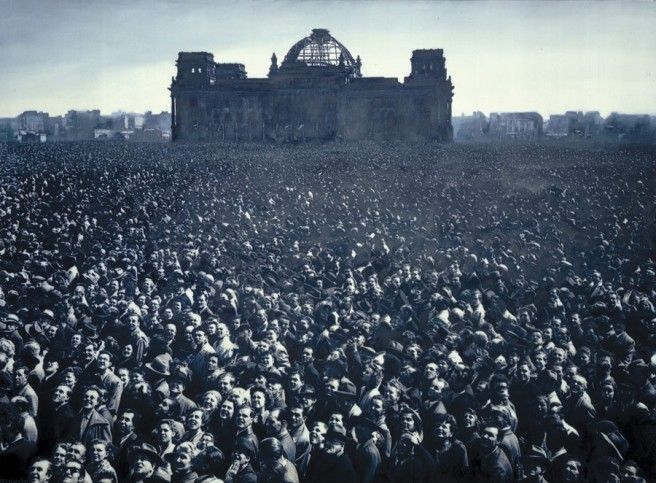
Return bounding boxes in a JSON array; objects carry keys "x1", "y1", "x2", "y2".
[
  {"x1": 62, "y1": 460, "x2": 86, "y2": 483},
  {"x1": 73, "y1": 386, "x2": 112, "y2": 445}
]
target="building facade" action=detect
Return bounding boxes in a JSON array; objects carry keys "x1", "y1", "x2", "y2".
[
  {"x1": 488, "y1": 112, "x2": 544, "y2": 140},
  {"x1": 170, "y1": 29, "x2": 454, "y2": 142}
]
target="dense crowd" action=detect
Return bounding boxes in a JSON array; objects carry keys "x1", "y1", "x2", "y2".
[{"x1": 0, "y1": 140, "x2": 655, "y2": 483}]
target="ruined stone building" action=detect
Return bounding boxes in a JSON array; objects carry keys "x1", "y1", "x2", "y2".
[
  {"x1": 488, "y1": 112, "x2": 544, "y2": 140},
  {"x1": 170, "y1": 29, "x2": 453, "y2": 142}
]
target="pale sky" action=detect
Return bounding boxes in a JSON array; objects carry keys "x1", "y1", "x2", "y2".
[{"x1": 1, "y1": 0, "x2": 655, "y2": 117}]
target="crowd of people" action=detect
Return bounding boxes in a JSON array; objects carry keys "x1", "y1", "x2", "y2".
[{"x1": 0, "y1": 140, "x2": 654, "y2": 483}]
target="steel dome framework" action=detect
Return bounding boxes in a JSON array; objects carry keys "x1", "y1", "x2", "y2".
[{"x1": 283, "y1": 28, "x2": 359, "y2": 71}]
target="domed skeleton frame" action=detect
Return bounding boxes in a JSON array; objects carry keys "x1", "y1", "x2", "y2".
[{"x1": 282, "y1": 29, "x2": 360, "y2": 77}]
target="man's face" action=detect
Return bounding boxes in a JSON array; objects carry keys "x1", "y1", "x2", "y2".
[
  {"x1": 158, "y1": 423, "x2": 173, "y2": 443},
  {"x1": 128, "y1": 316, "x2": 140, "y2": 332},
  {"x1": 64, "y1": 371, "x2": 76, "y2": 387},
  {"x1": 207, "y1": 356, "x2": 219, "y2": 372},
  {"x1": 424, "y1": 363, "x2": 438, "y2": 380},
  {"x1": 118, "y1": 368, "x2": 130, "y2": 386},
  {"x1": 52, "y1": 386, "x2": 70, "y2": 405},
  {"x1": 232, "y1": 451, "x2": 249, "y2": 467},
  {"x1": 481, "y1": 427, "x2": 499, "y2": 451},
  {"x1": 150, "y1": 299, "x2": 160, "y2": 314},
  {"x1": 563, "y1": 461, "x2": 580, "y2": 481},
  {"x1": 14, "y1": 369, "x2": 28, "y2": 387},
  {"x1": 29, "y1": 461, "x2": 51, "y2": 483},
  {"x1": 119, "y1": 412, "x2": 135, "y2": 433},
  {"x1": 187, "y1": 410, "x2": 203, "y2": 431},
  {"x1": 383, "y1": 386, "x2": 400, "y2": 405},
  {"x1": 132, "y1": 455, "x2": 154, "y2": 477},
  {"x1": 401, "y1": 413, "x2": 416, "y2": 433},
  {"x1": 518, "y1": 365, "x2": 531, "y2": 382},
  {"x1": 309, "y1": 423, "x2": 327, "y2": 446},
  {"x1": 426, "y1": 379, "x2": 444, "y2": 400},
  {"x1": 220, "y1": 400, "x2": 235, "y2": 420},
  {"x1": 494, "y1": 382, "x2": 509, "y2": 401},
  {"x1": 203, "y1": 392, "x2": 220, "y2": 411},
  {"x1": 143, "y1": 278, "x2": 154, "y2": 292},
  {"x1": 157, "y1": 399, "x2": 173, "y2": 417},
  {"x1": 532, "y1": 332, "x2": 543, "y2": 346},
  {"x1": 265, "y1": 410, "x2": 283, "y2": 435},
  {"x1": 289, "y1": 373, "x2": 303, "y2": 390},
  {"x1": 236, "y1": 408, "x2": 252, "y2": 430},
  {"x1": 329, "y1": 413, "x2": 343, "y2": 429},
  {"x1": 324, "y1": 439, "x2": 344, "y2": 455},
  {"x1": 68, "y1": 444, "x2": 86, "y2": 463},
  {"x1": 97, "y1": 353, "x2": 111, "y2": 371},
  {"x1": 601, "y1": 384, "x2": 615, "y2": 402},
  {"x1": 519, "y1": 311, "x2": 531, "y2": 325},
  {"x1": 261, "y1": 354, "x2": 274, "y2": 368},
  {"x1": 219, "y1": 377, "x2": 233, "y2": 395},
  {"x1": 46, "y1": 325, "x2": 58, "y2": 339},
  {"x1": 289, "y1": 408, "x2": 305, "y2": 429},
  {"x1": 170, "y1": 381, "x2": 184, "y2": 397},
  {"x1": 570, "y1": 378, "x2": 585, "y2": 396},
  {"x1": 62, "y1": 462, "x2": 83, "y2": 483},
  {"x1": 83, "y1": 344, "x2": 96, "y2": 363},
  {"x1": 369, "y1": 398, "x2": 384, "y2": 419},
  {"x1": 251, "y1": 391, "x2": 266, "y2": 409},
  {"x1": 53, "y1": 446, "x2": 67, "y2": 467},
  {"x1": 193, "y1": 331, "x2": 207, "y2": 346},
  {"x1": 302, "y1": 348, "x2": 314, "y2": 363},
  {"x1": 463, "y1": 412, "x2": 477, "y2": 428},
  {"x1": 217, "y1": 324, "x2": 228, "y2": 338}
]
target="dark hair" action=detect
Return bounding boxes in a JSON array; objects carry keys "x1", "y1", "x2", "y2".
[
  {"x1": 119, "y1": 408, "x2": 141, "y2": 428},
  {"x1": 260, "y1": 437, "x2": 284, "y2": 461},
  {"x1": 194, "y1": 446, "x2": 225, "y2": 476}
]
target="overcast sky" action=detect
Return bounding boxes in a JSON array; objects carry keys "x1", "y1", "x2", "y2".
[{"x1": 1, "y1": 0, "x2": 655, "y2": 117}]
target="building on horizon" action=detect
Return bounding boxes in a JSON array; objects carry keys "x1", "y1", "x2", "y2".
[
  {"x1": 488, "y1": 112, "x2": 543, "y2": 140},
  {"x1": 452, "y1": 111, "x2": 488, "y2": 141},
  {"x1": 170, "y1": 28, "x2": 454, "y2": 142}
]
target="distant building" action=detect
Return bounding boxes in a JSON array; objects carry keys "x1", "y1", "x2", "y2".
[
  {"x1": 143, "y1": 111, "x2": 172, "y2": 133},
  {"x1": 17, "y1": 110, "x2": 49, "y2": 133},
  {"x1": 0, "y1": 118, "x2": 16, "y2": 142},
  {"x1": 603, "y1": 113, "x2": 653, "y2": 141},
  {"x1": 548, "y1": 111, "x2": 603, "y2": 138},
  {"x1": 545, "y1": 114, "x2": 568, "y2": 138},
  {"x1": 452, "y1": 111, "x2": 488, "y2": 141},
  {"x1": 488, "y1": 112, "x2": 543, "y2": 140},
  {"x1": 170, "y1": 28, "x2": 454, "y2": 142},
  {"x1": 64, "y1": 110, "x2": 102, "y2": 140}
]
